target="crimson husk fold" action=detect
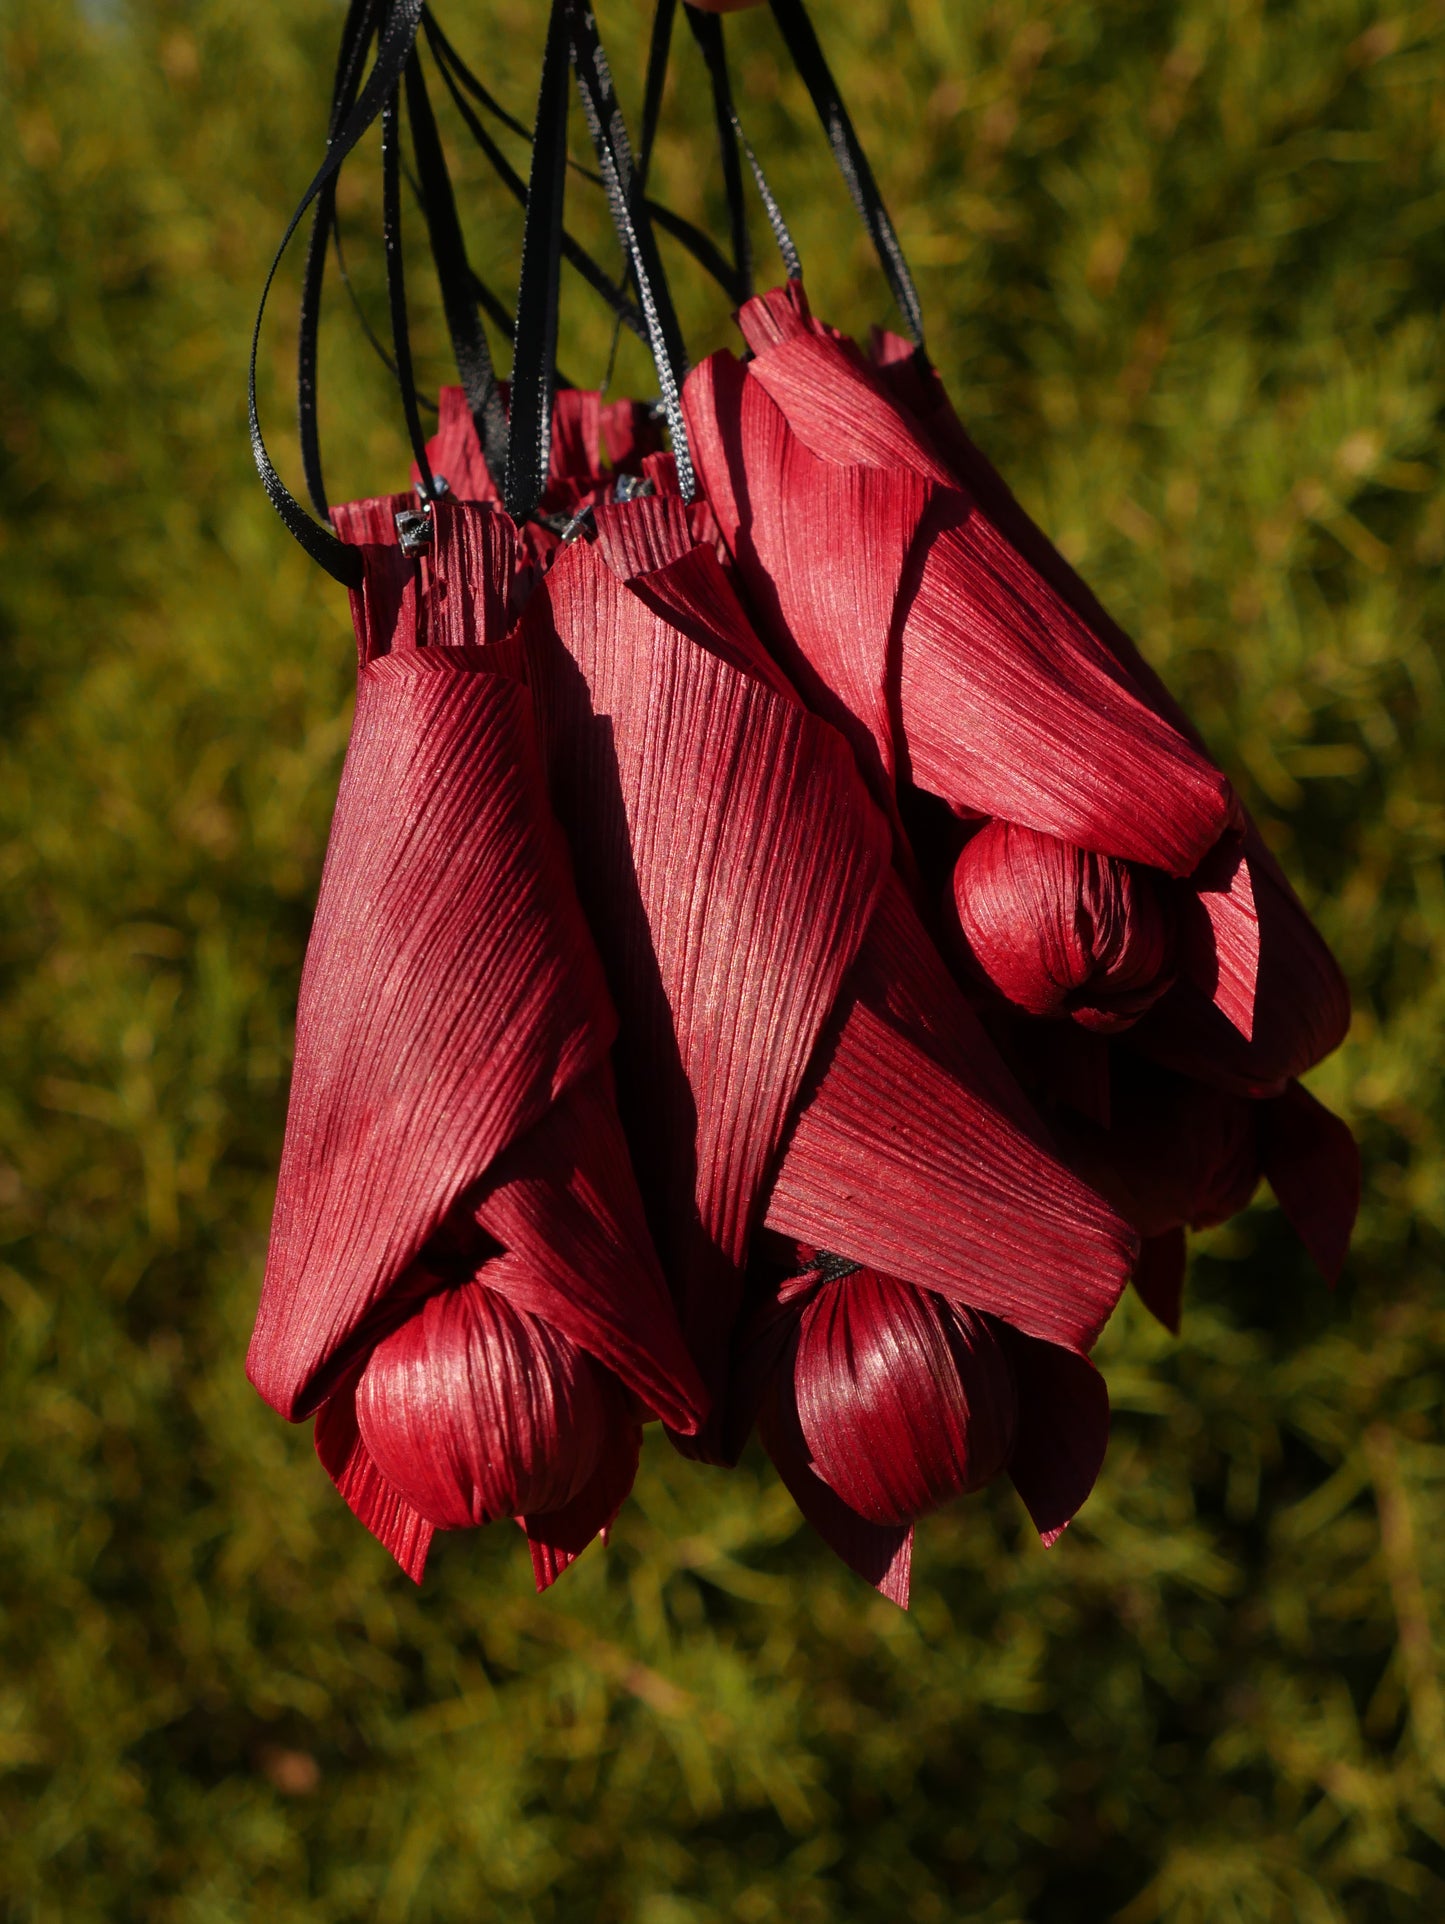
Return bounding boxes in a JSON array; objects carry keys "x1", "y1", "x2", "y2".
[
  {"x1": 289, "y1": 392, "x2": 1141, "y2": 1601},
  {"x1": 682, "y1": 280, "x2": 1357, "y2": 1325},
  {"x1": 249, "y1": 485, "x2": 706, "y2": 1590},
  {"x1": 251, "y1": 0, "x2": 1359, "y2": 1615},
  {"x1": 513, "y1": 477, "x2": 1133, "y2": 1602},
  {"x1": 256, "y1": 294, "x2": 1356, "y2": 1601}
]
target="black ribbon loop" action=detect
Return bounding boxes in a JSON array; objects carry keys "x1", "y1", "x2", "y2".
[
  {"x1": 405, "y1": 49, "x2": 509, "y2": 486},
  {"x1": 423, "y1": 12, "x2": 654, "y2": 341},
  {"x1": 250, "y1": 0, "x2": 429, "y2": 586},
  {"x1": 767, "y1": 0, "x2": 925, "y2": 347},
  {"x1": 502, "y1": 0, "x2": 571, "y2": 520},
  {"x1": 637, "y1": 0, "x2": 676, "y2": 195},
  {"x1": 427, "y1": 6, "x2": 744, "y2": 306},
  {"x1": 298, "y1": 0, "x2": 379, "y2": 524},
  {"x1": 564, "y1": 0, "x2": 695, "y2": 501},
  {"x1": 381, "y1": 83, "x2": 438, "y2": 500},
  {"x1": 683, "y1": 6, "x2": 753, "y2": 300},
  {"x1": 263, "y1": 0, "x2": 899, "y2": 581},
  {"x1": 685, "y1": 6, "x2": 801, "y2": 288}
]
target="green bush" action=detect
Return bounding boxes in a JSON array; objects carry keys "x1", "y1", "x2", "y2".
[{"x1": 2, "y1": 1, "x2": 1443, "y2": 1917}]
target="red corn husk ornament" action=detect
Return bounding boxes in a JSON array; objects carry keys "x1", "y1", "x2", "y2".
[
  {"x1": 248, "y1": 489, "x2": 707, "y2": 1589},
  {"x1": 866, "y1": 320, "x2": 1359, "y2": 1286},
  {"x1": 745, "y1": 1249, "x2": 1110, "y2": 1604},
  {"x1": 683, "y1": 281, "x2": 1348, "y2": 1070},
  {"x1": 506, "y1": 483, "x2": 1136, "y2": 1602},
  {"x1": 353, "y1": 1261, "x2": 628, "y2": 1530},
  {"x1": 682, "y1": 278, "x2": 1356, "y2": 1305},
  {"x1": 386, "y1": 399, "x2": 1138, "y2": 1596},
  {"x1": 391, "y1": 382, "x2": 1138, "y2": 1600},
  {"x1": 741, "y1": 865, "x2": 1122, "y2": 1599},
  {"x1": 864, "y1": 310, "x2": 1352, "y2": 1094},
  {"x1": 788, "y1": 1268, "x2": 1020, "y2": 1526},
  {"x1": 685, "y1": 283, "x2": 1237, "y2": 875},
  {"x1": 245, "y1": 0, "x2": 1360, "y2": 1614}
]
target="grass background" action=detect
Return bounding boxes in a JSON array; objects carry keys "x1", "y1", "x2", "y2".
[{"x1": 3, "y1": 0, "x2": 1444, "y2": 1917}]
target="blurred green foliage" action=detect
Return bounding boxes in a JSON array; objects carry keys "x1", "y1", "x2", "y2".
[{"x1": 2, "y1": 0, "x2": 1444, "y2": 1917}]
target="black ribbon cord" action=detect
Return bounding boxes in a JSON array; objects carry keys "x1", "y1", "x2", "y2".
[
  {"x1": 380, "y1": 83, "x2": 439, "y2": 500},
  {"x1": 405, "y1": 49, "x2": 508, "y2": 487},
  {"x1": 564, "y1": 0, "x2": 695, "y2": 501},
  {"x1": 251, "y1": 0, "x2": 429, "y2": 586},
  {"x1": 685, "y1": 5, "x2": 801, "y2": 288},
  {"x1": 767, "y1": 0, "x2": 925, "y2": 347},
  {"x1": 296, "y1": 0, "x2": 382, "y2": 527},
  {"x1": 502, "y1": 0, "x2": 571, "y2": 521}
]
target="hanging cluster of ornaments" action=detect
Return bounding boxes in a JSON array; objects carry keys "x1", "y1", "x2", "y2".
[{"x1": 247, "y1": 0, "x2": 1357, "y2": 1607}]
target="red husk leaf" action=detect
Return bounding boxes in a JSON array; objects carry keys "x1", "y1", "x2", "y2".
[
  {"x1": 896, "y1": 496, "x2": 1234, "y2": 874},
  {"x1": 735, "y1": 284, "x2": 953, "y2": 479},
  {"x1": 1179, "y1": 832, "x2": 1259, "y2": 1042},
  {"x1": 1053, "y1": 1059, "x2": 1358, "y2": 1293},
  {"x1": 1133, "y1": 1227, "x2": 1187, "y2": 1334},
  {"x1": 425, "y1": 497, "x2": 520, "y2": 647},
  {"x1": 314, "y1": 1373, "x2": 435, "y2": 1582},
  {"x1": 866, "y1": 328, "x2": 1204, "y2": 748},
  {"x1": 522, "y1": 1411, "x2": 642, "y2": 1593},
  {"x1": 683, "y1": 348, "x2": 924, "y2": 827},
  {"x1": 868, "y1": 328, "x2": 1351, "y2": 1077},
  {"x1": 472, "y1": 1063, "x2": 704, "y2": 1435},
  {"x1": 764, "y1": 870, "x2": 1138, "y2": 1356},
  {"x1": 1000, "y1": 1328, "x2": 1111, "y2": 1545},
  {"x1": 522, "y1": 500, "x2": 894, "y2": 1435},
  {"x1": 1055, "y1": 1055, "x2": 1262, "y2": 1243},
  {"x1": 419, "y1": 384, "x2": 663, "y2": 514},
  {"x1": 952, "y1": 818, "x2": 1176, "y2": 1031},
  {"x1": 332, "y1": 495, "x2": 420, "y2": 663},
  {"x1": 249, "y1": 645, "x2": 621, "y2": 1419},
  {"x1": 685, "y1": 283, "x2": 1238, "y2": 876},
  {"x1": 1134, "y1": 834, "x2": 1351, "y2": 1094},
  {"x1": 756, "y1": 1338, "x2": 914, "y2": 1607},
  {"x1": 1259, "y1": 1080, "x2": 1360, "y2": 1285}
]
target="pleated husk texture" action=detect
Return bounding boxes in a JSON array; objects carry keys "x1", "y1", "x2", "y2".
[
  {"x1": 250, "y1": 493, "x2": 707, "y2": 1590},
  {"x1": 681, "y1": 280, "x2": 1357, "y2": 1331},
  {"x1": 519, "y1": 489, "x2": 1133, "y2": 1602},
  {"x1": 255, "y1": 387, "x2": 1149, "y2": 1604},
  {"x1": 257, "y1": 296, "x2": 1357, "y2": 1601}
]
